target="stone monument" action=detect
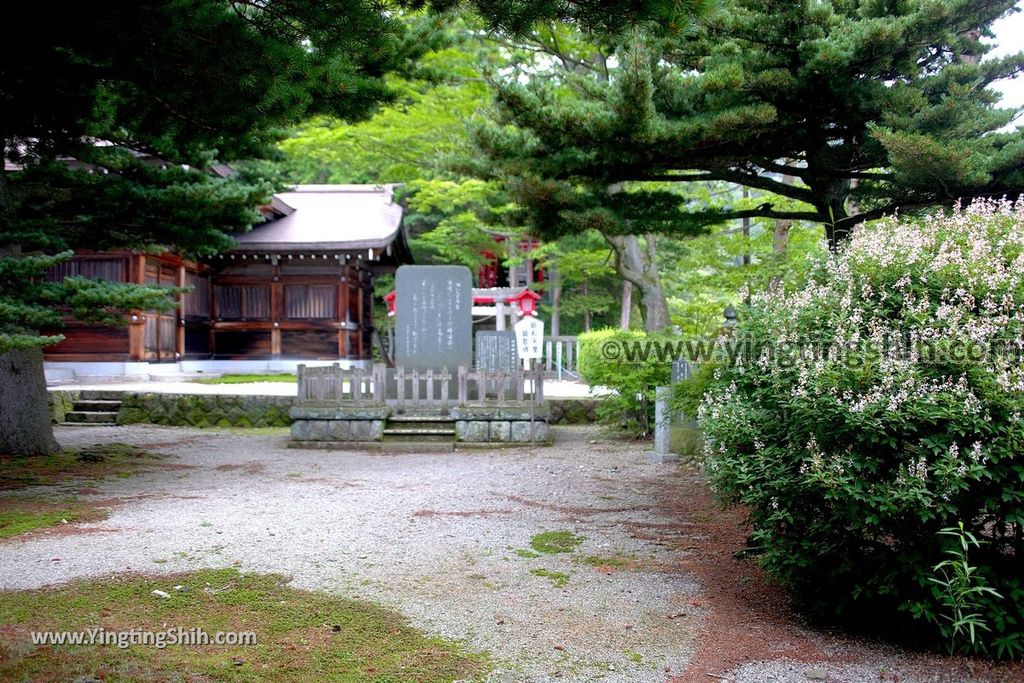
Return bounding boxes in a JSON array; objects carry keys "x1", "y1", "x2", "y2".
[
  {"x1": 474, "y1": 330, "x2": 520, "y2": 372},
  {"x1": 394, "y1": 265, "x2": 472, "y2": 370}
]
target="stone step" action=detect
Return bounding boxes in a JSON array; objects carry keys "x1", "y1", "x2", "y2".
[
  {"x1": 383, "y1": 427, "x2": 456, "y2": 435},
  {"x1": 78, "y1": 390, "x2": 129, "y2": 401},
  {"x1": 388, "y1": 414, "x2": 456, "y2": 422},
  {"x1": 64, "y1": 411, "x2": 119, "y2": 424},
  {"x1": 384, "y1": 421, "x2": 455, "y2": 432},
  {"x1": 73, "y1": 400, "x2": 122, "y2": 412},
  {"x1": 289, "y1": 441, "x2": 455, "y2": 453},
  {"x1": 378, "y1": 442, "x2": 455, "y2": 453},
  {"x1": 381, "y1": 431, "x2": 455, "y2": 444}
]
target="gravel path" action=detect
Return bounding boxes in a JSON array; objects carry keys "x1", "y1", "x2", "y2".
[
  {"x1": 4, "y1": 425, "x2": 1021, "y2": 683},
  {"x1": 0, "y1": 425, "x2": 698, "y2": 682}
]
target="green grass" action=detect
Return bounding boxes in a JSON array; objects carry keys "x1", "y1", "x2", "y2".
[
  {"x1": 192, "y1": 374, "x2": 297, "y2": 385},
  {"x1": 0, "y1": 443, "x2": 162, "y2": 490},
  {"x1": 0, "y1": 568, "x2": 488, "y2": 682},
  {"x1": 0, "y1": 443, "x2": 165, "y2": 539},
  {"x1": 0, "y1": 504, "x2": 106, "y2": 539},
  {"x1": 529, "y1": 530, "x2": 584, "y2": 555},
  {"x1": 513, "y1": 549, "x2": 540, "y2": 559},
  {"x1": 529, "y1": 568, "x2": 570, "y2": 588}
]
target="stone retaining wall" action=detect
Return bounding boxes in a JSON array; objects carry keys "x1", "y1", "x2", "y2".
[
  {"x1": 546, "y1": 399, "x2": 599, "y2": 425},
  {"x1": 49, "y1": 390, "x2": 78, "y2": 424},
  {"x1": 118, "y1": 393, "x2": 293, "y2": 428},
  {"x1": 49, "y1": 389, "x2": 598, "y2": 429}
]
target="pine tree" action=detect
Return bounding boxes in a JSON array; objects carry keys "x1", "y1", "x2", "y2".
[
  {"x1": 0, "y1": 0, "x2": 429, "y2": 455},
  {"x1": 1, "y1": 0, "x2": 692, "y2": 454},
  {"x1": 471, "y1": 0, "x2": 1024, "y2": 250}
]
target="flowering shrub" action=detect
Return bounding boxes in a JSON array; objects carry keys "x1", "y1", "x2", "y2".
[{"x1": 699, "y1": 198, "x2": 1024, "y2": 657}]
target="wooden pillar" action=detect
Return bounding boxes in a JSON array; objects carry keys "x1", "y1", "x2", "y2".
[
  {"x1": 356, "y1": 266, "x2": 365, "y2": 359},
  {"x1": 270, "y1": 281, "x2": 281, "y2": 357},
  {"x1": 177, "y1": 265, "x2": 186, "y2": 360},
  {"x1": 128, "y1": 254, "x2": 147, "y2": 361},
  {"x1": 208, "y1": 273, "x2": 217, "y2": 359},
  {"x1": 339, "y1": 267, "x2": 350, "y2": 358}
]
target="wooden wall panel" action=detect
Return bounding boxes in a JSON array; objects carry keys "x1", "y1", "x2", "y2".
[
  {"x1": 45, "y1": 324, "x2": 130, "y2": 356},
  {"x1": 212, "y1": 330, "x2": 272, "y2": 358},
  {"x1": 281, "y1": 330, "x2": 338, "y2": 358}
]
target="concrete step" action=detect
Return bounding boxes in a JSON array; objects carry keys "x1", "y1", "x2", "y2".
[
  {"x1": 388, "y1": 414, "x2": 456, "y2": 422},
  {"x1": 386, "y1": 417, "x2": 455, "y2": 431},
  {"x1": 382, "y1": 431, "x2": 455, "y2": 443},
  {"x1": 64, "y1": 411, "x2": 119, "y2": 424},
  {"x1": 73, "y1": 400, "x2": 122, "y2": 412},
  {"x1": 289, "y1": 441, "x2": 455, "y2": 453},
  {"x1": 384, "y1": 427, "x2": 456, "y2": 435},
  {"x1": 78, "y1": 390, "x2": 129, "y2": 401},
  {"x1": 385, "y1": 423, "x2": 456, "y2": 432},
  {"x1": 376, "y1": 442, "x2": 455, "y2": 453}
]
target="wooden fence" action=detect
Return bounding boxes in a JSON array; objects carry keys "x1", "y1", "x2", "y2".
[
  {"x1": 297, "y1": 363, "x2": 385, "y2": 403},
  {"x1": 297, "y1": 363, "x2": 544, "y2": 409}
]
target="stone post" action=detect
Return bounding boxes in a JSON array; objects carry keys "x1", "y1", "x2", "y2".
[{"x1": 645, "y1": 385, "x2": 677, "y2": 463}]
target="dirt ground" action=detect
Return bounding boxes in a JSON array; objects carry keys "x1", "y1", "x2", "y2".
[{"x1": 0, "y1": 424, "x2": 1021, "y2": 683}]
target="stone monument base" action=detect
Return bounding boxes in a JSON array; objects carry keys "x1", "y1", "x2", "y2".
[
  {"x1": 290, "y1": 404, "x2": 389, "y2": 442},
  {"x1": 644, "y1": 450, "x2": 679, "y2": 464},
  {"x1": 451, "y1": 405, "x2": 551, "y2": 444}
]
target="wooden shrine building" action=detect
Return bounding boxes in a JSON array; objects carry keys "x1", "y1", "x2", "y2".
[{"x1": 43, "y1": 185, "x2": 412, "y2": 363}]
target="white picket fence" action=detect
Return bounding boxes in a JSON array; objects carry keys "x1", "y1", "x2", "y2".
[{"x1": 543, "y1": 335, "x2": 579, "y2": 380}]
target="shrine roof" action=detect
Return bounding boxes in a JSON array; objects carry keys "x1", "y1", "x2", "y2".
[{"x1": 233, "y1": 184, "x2": 406, "y2": 253}]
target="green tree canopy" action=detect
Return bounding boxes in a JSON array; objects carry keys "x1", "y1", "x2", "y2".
[{"x1": 470, "y1": 0, "x2": 1024, "y2": 248}]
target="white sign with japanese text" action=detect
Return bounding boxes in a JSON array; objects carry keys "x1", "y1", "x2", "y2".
[{"x1": 514, "y1": 315, "x2": 544, "y2": 359}]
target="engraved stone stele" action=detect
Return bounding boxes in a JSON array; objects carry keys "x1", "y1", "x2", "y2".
[
  {"x1": 475, "y1": 330, "x2": 520, "y2": 372},
  {"x1": 395, "y1": 265, "x2": 473, "y2": 371}
]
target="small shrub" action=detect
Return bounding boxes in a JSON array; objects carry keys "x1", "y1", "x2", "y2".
[
  {"x1": 577, "y1": 328, "x2": 672, "y2": 437},
  {"x1": 700, "y1": 199, "x2": 1024, "y2": 657}
]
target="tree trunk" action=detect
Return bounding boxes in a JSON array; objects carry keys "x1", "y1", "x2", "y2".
[
  {"x1": 549, "y1": 266, "x2": 561, "y2": 337},
  {"x1": 605, "y1": 233, "x2": 671, "y2": 332},
  {"x1": 619, "y1": 280, "x2": 632, "y2": 330},
  {"x1": 581, "y1": 281, "x2": 591, "y2": 332},
  {"x1": 741, "y1": 187, "x2": 751, "y2": 266},
  {"x1": 0, "y1": 348, "x2": 60, "y2": 456},
  {"x1": 819, "y1": 178, "x2": 854, "y2": 250},
  {"x1": 770, "y1": 217, "x2": 792, "y2": 291}
]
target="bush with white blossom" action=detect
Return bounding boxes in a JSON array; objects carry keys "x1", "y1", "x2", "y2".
[{"x1": 699, "y1": 198, "x2": 1024, "y2": 656}]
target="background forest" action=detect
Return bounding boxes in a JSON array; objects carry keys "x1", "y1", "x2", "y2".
[{"x1": 259, "y1": 15, "x2": 827, "y2": 338}]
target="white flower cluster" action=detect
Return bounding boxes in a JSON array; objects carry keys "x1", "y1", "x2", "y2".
[{"x1": 700, "y1": 197, "x2": 1024, "y2": 496}]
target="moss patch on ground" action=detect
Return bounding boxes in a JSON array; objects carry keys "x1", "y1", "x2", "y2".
[
  {"x1": 529, "y1": 530, "x2": 584, "y2": 555},
  {"x1": 192, "y1": 374, "x2": 297, "y2": 385},
  {"x1": 0, "y1": 500, "x2": 107, "y2": 539},
  {"x1": 0, "y1": 443, "x2": 163, "y2": 491},
  {"x1": 529, "y1": 568, "x2": 570, "y2": 588},
  {"x1": 0, "y1": 568, "x2": 488, "y2": 682},
  {"x1": 0, "y1": 443, "x2": 165, "y2": 539},
  {"x1": 576, "y1": 553, "x2": 638, "y2": 570}
]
